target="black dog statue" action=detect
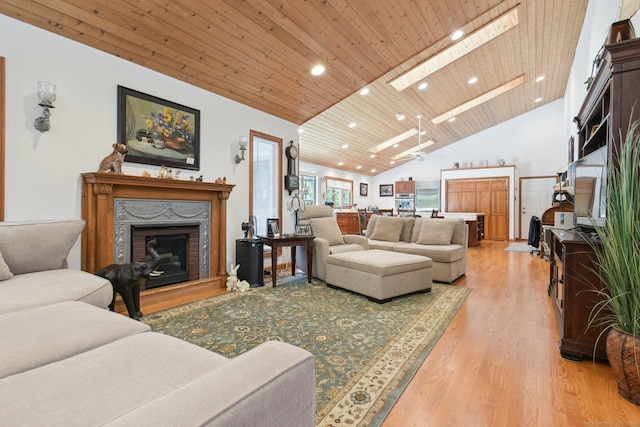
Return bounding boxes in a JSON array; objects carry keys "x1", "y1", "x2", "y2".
[{"x1": 95, "y1": 239, "x2": 161, "y2": 320}]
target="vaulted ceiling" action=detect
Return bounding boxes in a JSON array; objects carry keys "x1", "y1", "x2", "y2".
[{"x1": 0, "y1": 0, "x2": 589, "y2": 175}]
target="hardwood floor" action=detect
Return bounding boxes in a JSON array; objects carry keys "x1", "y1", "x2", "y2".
[
  {"x1": 137, "y1": 241, "x2": 640, "y2": 425},
  {"x1": 383, "y1": 241, "x2": 640, "y2": 426}
]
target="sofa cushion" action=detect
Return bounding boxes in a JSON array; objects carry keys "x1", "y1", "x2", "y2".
[
  {"x1": 0, "y1": 269, "x2": 113, "y2": 314},
  {"x1": 417, "y1": 219, "x2": 455, "y2": 245},
  {"x1": 0, "y1": 301, "x2": 150, "y2": 379},
  {"x1": 0, "y1": 332, "x2": 230, "y2": 427},
  {"x1": 327, "y1": 249, "x2": 432, "y2": 276},
  {"x1": 369, "y1": 216, "x2": 404, "y2": 242},
  {"x1": 0, "y1": 219, "x2": 85, "y2": 275},
  {"x1": 0, "y1": 250, "x2": 12, "y2": 281},
  {"x1": 368, "y1": 239, "x2": 402, "y2": 251},
  {"x1": 330, "y1": 243, "x2": 366, "y2": 254},
  {"x1": 310, "y1": 217, "x2": 344, "y2": 246},
  {"x1": 394, "y1": 243, "x2": 464, "y2": 263}
]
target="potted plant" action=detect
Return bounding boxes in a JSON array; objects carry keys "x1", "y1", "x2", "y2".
[{"x1": 588, "y1": 119, "x2": 640, "y2": 405}]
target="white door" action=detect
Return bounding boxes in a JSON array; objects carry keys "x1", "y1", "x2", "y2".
[{"x1": 520, "y1": 177, "x2": 557, "y2": 239}]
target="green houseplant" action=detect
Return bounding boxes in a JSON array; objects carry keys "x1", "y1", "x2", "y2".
[{"x1": 588, "y1": 119, "x2": 640, "y2": 405}]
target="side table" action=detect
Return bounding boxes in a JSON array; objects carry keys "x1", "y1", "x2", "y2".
[{"x1": 258, "y1": 235, "x2": 314, "y2": 287}]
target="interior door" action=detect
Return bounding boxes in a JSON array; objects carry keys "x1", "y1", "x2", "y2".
[{"x1": 520, "y1": 177, "x2": 557, "y2": 239}]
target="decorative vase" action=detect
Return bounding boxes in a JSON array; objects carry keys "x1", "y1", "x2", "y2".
[{"x1": 606, "y1": 326, "x2": 640, "y2": 405}]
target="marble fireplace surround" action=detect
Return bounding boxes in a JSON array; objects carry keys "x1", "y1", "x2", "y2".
[{"x1": 81, "y1": 173, "x2": 234, "y2": 290}]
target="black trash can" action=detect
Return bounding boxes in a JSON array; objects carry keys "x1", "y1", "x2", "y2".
[{"x1": 235, "y1": 239, "x2": 264, "y2": 287}]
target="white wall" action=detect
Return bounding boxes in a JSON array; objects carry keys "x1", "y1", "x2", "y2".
[
  {"x1": 563, "y1": 0, "x2": 624, "y2": 146},
  {"x1": 0, "y1": 15, "x2": 299, "y2": 269}
]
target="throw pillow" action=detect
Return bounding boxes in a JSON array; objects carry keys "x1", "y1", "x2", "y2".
[
  {"x1": 0, "y1": 250, "x2": 13, "y2": 281},
  {"x1": 0, "y1": 220, "x2": 85, "y2": 275},
  {"x1": 365, "y1": 214, "x2": 379, "y2": 238},
  {"x1": 370, "y1": 216, "x2": 404, "y2": 242},
  {"x1": 399, "y1": 217, "x2": 415, "y2": 242},
  {"x1": 417, "y1": 219, "x2": 456, "y2": 245},
  {"x1": 310, "y1": 217, "x2": 344, "y2": 246}
]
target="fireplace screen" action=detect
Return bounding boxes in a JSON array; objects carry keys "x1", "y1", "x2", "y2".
[{"x1": 131, "y1": 225, "x2": 199, "y2": 290}]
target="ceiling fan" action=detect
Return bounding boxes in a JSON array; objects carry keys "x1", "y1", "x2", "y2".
[{"x1": 395, "y1": 114, "x2": 428, "y2": 162}]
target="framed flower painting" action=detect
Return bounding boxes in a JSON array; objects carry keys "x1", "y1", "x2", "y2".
[{"x1": 117, "y1": 86, "x2": 200, "y2": 170}]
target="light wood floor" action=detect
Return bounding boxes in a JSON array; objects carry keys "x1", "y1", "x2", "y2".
[{"x1": 142, "y1": 241, "x2": 640, "y2": 425}]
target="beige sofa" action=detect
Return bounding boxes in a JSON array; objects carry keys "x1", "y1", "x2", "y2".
[
  {"x1": 0, "y1": 220, "x2": 317, "y2": 426},
  {"x1": 296, "y1": 205, "x2": 369, "y2": 281},
  {"x1": 365, "y1": 215, "x2": 468, "y2": 283}
]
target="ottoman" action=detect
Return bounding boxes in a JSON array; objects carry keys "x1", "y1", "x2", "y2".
[{"x1": 326, "y1": 249, "x2": 433, "y2": 303}]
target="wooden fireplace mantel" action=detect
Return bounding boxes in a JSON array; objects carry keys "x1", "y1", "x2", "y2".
[{"x1": 81, "y1": 172, "x2": 234, "y2": 290}]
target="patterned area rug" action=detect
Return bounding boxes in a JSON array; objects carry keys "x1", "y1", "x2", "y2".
[{"x1": 143, "y1": 276, "x2": 471, "y2": 426}]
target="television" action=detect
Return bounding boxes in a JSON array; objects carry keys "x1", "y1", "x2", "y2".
[{"x1": 568, "y1": 145, "x2": 607, "y2": 228}]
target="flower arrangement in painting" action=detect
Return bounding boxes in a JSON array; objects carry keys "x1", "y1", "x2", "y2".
[{"x1": 146, "y1": 107, "x2": 194, "y2": 143}]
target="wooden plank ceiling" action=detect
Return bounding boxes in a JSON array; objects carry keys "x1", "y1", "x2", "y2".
[{"x1": 0, "y1": 0, "x2": 588, "y2": 176}]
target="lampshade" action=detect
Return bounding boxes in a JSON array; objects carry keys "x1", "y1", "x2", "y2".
[{"x1": 37, "y1": 81, "x2": 56, "y2": 106}]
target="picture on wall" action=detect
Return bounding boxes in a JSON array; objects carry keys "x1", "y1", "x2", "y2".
[
  {"x1": 360, "y1": 183, "x2": 368, "y2": 196},
  {"x1": 117, "y1": 85, "x2": 200, "y2": 170},
  {"x1": 380, "y1": 184, "x2": 394, "y2": 197}
]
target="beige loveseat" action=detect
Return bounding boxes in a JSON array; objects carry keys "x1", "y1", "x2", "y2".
[
  {"x1": 365, "y1": 215, "x2": 468, "y2": 283},
  {"x1": 0, "y1": 220, "x2": 317, "y2": 426}
]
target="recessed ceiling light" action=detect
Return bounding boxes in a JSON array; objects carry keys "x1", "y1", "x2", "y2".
[
  {"x1": 356, "y1": 165, "x2": 362, "y2": 169},
  {"x1": 371, "y1": 169, "x2": 376, "y2": 173},
  {"x1": 391, "y1": 8, "x2": 519, "y2": 91},
  {"x1": 396, "y1": 113, "x2": 405, "y2": 121},
  {"x1": 418, "y1": 82, "x2": 428, "y2": 90},
  {"x1": 451, "y1": 29, "x2": 464, "y2": 41},
  {"x1": 390, "y1": 161, "x2": 396, "y2": 165},
  {"x1": 311, "y1": 64, "x2": 325, "y2": 76},
  {"x1": 392, "y1": 143, "x2": 399, "y2": 148},
  {"x1": 341, "y1": 144, "x2": 349, "y2": 149},
  {"x1": 468, "y1": 76, "x2": 478, "y2": 84},
  {"x1": 536, "y1": 76, "x2": 545, "y2": 82},
  {"x1": 448, "y1": 117, "x2": 456, "y2": 122},
  {"x1": 535, "y1": 97, "x2": 543, "y2": 103},
  {"x1": 359, "y1": 87, "x2": 370, "y2": 95},
  {"x1": 432, "y1": 75, "x2": 525, "y2": 124},
  {"x1": 369, "y1": 154, "x2": 376, "y2": 158},
  {"x1": 338, "y1": 161, "x2": 344, "y2": 166},
  {"x1": 348, "y1": 122, "x2": 356, "y2": 128}
]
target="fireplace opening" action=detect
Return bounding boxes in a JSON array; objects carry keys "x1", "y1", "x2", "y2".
[{"x1": 131, "y1": 225, "x2": 200, "y2": 290}]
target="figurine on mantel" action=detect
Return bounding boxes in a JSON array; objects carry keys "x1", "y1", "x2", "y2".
[
  {"x1": 98, "y1": 143, "x2": 128, "y2": 174},
  {"x1": 190, "y1": 175, "x2": 204, "y2": 182},
  {"x1": 214, "y1": 177, "x2": 227, "y2": 184}
]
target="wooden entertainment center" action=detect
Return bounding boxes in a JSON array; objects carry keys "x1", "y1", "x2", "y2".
[{"x1": 548, "y1": 38, "x2": 640, "y2": 361}]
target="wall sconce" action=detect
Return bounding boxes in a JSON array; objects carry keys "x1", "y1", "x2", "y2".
[
  {"x1": 234, "y1": 136, "x2": 248, "y2": 163},
  {"x1": 34, "y1": 81, "x2": 57, "y2": 133}
]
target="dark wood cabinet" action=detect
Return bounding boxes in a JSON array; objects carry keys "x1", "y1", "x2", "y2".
[
  {"x1": 549, "y1": 229, "x2": 607, "y2": 361},
  {"x1": 336, "y1": 212, "x2": 360, "y2": 235}
]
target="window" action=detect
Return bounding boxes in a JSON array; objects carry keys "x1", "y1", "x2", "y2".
[
  {"x1": 300, "y1": 175, "x2": 316, "y2": 206},
  {"x1": 326, "y1": 177, "x2": 353, "y2": 208},
  {"x1": 250, "y1": 131, "x2": 282, "y2": 236}
]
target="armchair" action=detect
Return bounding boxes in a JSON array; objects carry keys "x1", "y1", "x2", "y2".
[{"x1": 296, "y1": 206, "x2": 368, "y2": 281}]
